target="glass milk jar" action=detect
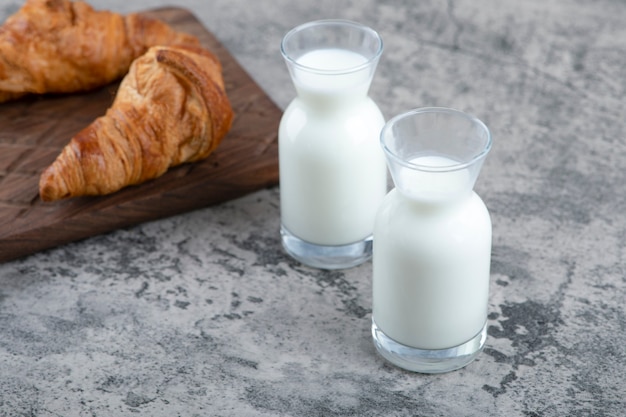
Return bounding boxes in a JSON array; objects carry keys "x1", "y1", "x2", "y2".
[
  {"x1": 279, "y1": 20, "x2": 387, "y2": 269},
  {"x1": 371, "y1": 107, "x2": 493, "y2": 373}
]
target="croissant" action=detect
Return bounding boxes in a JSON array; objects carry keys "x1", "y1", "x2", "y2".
[
  {"x1": 38, "y1": 45, "x2": 234, "y2": 201},
  {"x1": 0, "y1": 0, "x2": 200, "y2": 102}
]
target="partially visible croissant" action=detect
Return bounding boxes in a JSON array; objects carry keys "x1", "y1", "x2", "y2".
[
  {"x1": 38, "y1": 45, "x2": 234, "y2": 201},
  {"x1": 0, "y1": 0, "x2": 200, "y2": 102}
]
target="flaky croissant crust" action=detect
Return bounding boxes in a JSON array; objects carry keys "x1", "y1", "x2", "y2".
[
  {"x1": 0, "y1": 0, "x2": 199, "y2": 102},
  {"x1": 38, "y1": 45, "x2": 234, "y2": 201}
]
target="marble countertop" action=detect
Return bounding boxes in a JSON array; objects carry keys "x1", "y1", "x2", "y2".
[{"x1": 1, "y1": 0, "x2": 625, "y2": 415}]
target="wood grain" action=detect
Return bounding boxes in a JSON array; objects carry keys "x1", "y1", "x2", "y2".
[{"x1": 0, "y1": 7, "x2": 281, "y2": 263}]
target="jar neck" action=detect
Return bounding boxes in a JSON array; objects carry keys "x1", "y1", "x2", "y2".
[
  {"x1": 395, "y1": 187, "x2": 475, "y2": 209},
  {"x1": 295, "y1": 91, "x2": 370, "y2": 113}
]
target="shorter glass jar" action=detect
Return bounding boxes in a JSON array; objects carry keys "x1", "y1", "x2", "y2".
[{"x1": 372, "y1": 107, "x2": 493, "y2": 373}]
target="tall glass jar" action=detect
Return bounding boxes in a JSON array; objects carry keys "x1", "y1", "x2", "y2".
[
  {"x1": 279, "y1": 20, "x2": 387, "y2": 269},
  {"x1": 372, "y1": 107, "x2": 493, "y2": 373}
]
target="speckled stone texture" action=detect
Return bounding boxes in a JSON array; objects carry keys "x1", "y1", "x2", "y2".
[{"x1": 1, "y1": 0, "x2": 625, "y2": 416}]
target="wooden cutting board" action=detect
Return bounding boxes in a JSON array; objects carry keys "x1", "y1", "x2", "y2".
[{"x1": 0, "y1": 7, "x2": 281, "y2": 263}]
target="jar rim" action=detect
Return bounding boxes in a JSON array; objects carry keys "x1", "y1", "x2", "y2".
[
  {"x1": 380, "y1": 107, "x2": 493, "y2": 173},
  {"x1": 281, "y1": 19, "x2": 384, "y2": 76}
]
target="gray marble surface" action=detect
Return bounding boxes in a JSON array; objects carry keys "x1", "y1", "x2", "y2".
[{"x1": 1, "y1": 0, "x2": 625, "y2": 416}]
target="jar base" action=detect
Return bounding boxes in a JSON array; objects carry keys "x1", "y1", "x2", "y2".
[
  {"x1": 371, "y1": 319, "x2": 487, "y2": 373},
  {"x1": 281, "y1": 225, "x2": 372, "y2": 270}
]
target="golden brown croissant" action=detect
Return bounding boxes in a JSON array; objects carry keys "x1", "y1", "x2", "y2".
[
  {"x1": 38, "y1": 45, "x2": 234, "y2": 201},
  {"x1": 0, "y1": 0, "x2": 200, "y2": 102}
]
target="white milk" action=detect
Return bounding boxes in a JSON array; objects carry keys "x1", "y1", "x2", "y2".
[
  {"x1": 291, "y1": 49, "x2": 372, "y2": 102},
  {"x1": 372, "y1": 156, "x2": 491, "y2": 349},
  {"x1": 279, "y1": 48, "x2": 387, "y2": 246},
  {"x1": 395, "y1": 155, "x2": 474, "y2": 202}
]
